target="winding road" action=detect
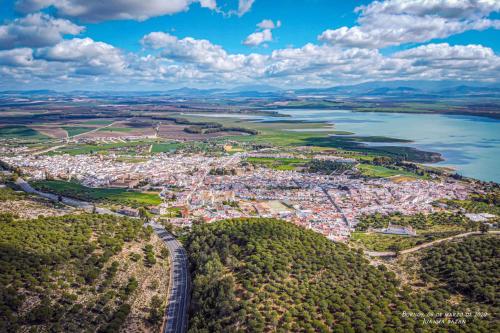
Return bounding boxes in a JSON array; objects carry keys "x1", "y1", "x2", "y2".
[
  {"x1": 13, "y1": 177, "x2": 190, "y2": 333},
  {"x1": 149, "y1": 223, "x2": 190, "y2": 333}
]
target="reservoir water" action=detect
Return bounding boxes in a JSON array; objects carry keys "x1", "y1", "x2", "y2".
[
  {"x1": 275, "y1": 109, "x2": 500, "y2": 183},
  {"x1": 191, "y1": 110, "x2": 500, "y2": 182}
]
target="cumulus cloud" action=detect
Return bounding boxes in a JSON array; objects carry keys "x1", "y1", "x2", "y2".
[
  {"x1": 257, "y1": 19, "x2": 281, "y2": 29},
  {"x1": 237, "y1": 0, "x2": 256, "y2": 16},
  {"x1": 394, "y1": 43, "x2": 496, "y2": 60},
  {"x1": 141, "y1": 32, "x2": 179, "y2": 49},
  {"x1": 140, "y1": 32, "x2": 500, "y2": 85},
  {"x1": 36, "y1": 38, "x2": 126, "y2": 74},
  {"x1": 243, "y1": 19, "x2": 281, "y2": 47},
  {"x1": 319, "y1": 0, "x2": 500, "y2": 48},
  {"x1": 360, "y1": 0, "x2": 500, "y2": 18},
  {"x1": 391, "y1": 43, "x2": 500, "y2": 79},
  {"x1": 198, "y1": 0, "x2": 217, "y2": 10},
  {"x1": 243, "y1": 29, "x2": 273, "y2": 46},
  {"x1": 0, "y1": 13, "x2": 84, "y2": 50},
  {"x1": 0, "y1": 48, "x2": 34, "y2": 67},
  {"x1": 2, "y1": 34, "x2": 499, "y2": 88},
  {"x1": 15, "y1": 0, "x2": 218, "y2": 22},
  {"x1": 142, "y1": 32, "x2": 262, "y2": 72}
]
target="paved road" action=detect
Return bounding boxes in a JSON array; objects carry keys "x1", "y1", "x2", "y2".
[
  {"x1": 14, "y1": 177, "x2": 190, "y2": 332},
  {"x1": 149, "y1": 222, "x2": 190, "y2": 333},
  {"x1": 320, "y1": 186, "x2": 349, "y2": 227},
  {"x1": 366, "y1": 230, "x2": 500, "y2": 257},
  {"x1": 14, "y1": 178, "x2": 117, "y2": 215}
]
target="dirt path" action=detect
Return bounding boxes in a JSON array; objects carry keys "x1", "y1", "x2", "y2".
[
  {"x1": 70, "y1": 121, "x2": 117, "y2": 139},
  {"x1": 32, "y1": 144, "x2": 67, "y2": 156},
  {"x1": 366, "y1": 230, "x2": 499, "y2": 257}
]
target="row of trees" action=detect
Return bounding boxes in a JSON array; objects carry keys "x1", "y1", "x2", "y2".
[
  {"x1": 307, "y1": 159, "x2": 354, "y2": 174},
  {"x1": 355, "y1": 211, "x2": 475, "y2": 231},
  {"x1": 184, "y1": 125, "x2": 258, "y2": 135}
]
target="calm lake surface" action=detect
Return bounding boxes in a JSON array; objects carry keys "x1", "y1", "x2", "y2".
[
  {"x1": 193, "y1": 110, "x2": 500, "y2": 182},
  {"x1": 275, "y1": 109, "x2": 500, "y2": 183}
]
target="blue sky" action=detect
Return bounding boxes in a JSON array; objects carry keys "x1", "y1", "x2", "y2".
[{"x1": 0, "y1": 0, "x2": 499, "y2": 90}]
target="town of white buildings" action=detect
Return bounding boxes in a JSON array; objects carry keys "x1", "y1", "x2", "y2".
[{"x1": 4, "y1": 152, "x2": 471, "y2": 241}]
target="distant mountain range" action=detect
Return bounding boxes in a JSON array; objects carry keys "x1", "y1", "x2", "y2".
[{"x1": 2, "y1": 80, "x2": 499, "y2": 99}]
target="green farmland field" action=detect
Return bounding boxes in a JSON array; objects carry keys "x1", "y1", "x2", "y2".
[
  {"x1": 0, "y1": 125, "x2": 48, "y2": 139},
  {"x1": 62, "y1": 126, "x2": 95, "y2": 137},
  {"x1": 246, "y1": 157, "x2": 310, "y2": 170},
  {"x1": 357, "y1": 164, "x2": 423, "y2": 178},
  {"x1": 54, "y1": 141, "x2": 153, "y2": 155},
  {"x1": 151, "y1": 142, "x2": 181, "y2": 153},
  {"x1": 98, "y1": 127, "x2": 133, "y2": 132},
  {"x1": 30, "y1": 180, "x2": 161, "y2": 206}
]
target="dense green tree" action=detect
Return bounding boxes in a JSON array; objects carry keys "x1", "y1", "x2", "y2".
[
  {"x1": 0, "y1": 213, "x2": 153, "y2": 332},
  {"x1": 421, "y1": 235, "x2": 499, "y2": 305},
  {"x1": 185, "y1": 218, "x2": 496, "y2": 332}
]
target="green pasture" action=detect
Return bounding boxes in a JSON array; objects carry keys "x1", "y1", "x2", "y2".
[
  {"x1": 0, "y1": 125, "x2": 48, "y2": 139},
  {"x1": 30, "y1": 180, "x2": 161, "y2": 206}
]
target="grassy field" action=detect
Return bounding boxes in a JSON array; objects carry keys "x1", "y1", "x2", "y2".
[
  {"x1": 0, "y1": 125, "x2": 48, "y2": 139},
  {"x1": 62, "y1": 126, "x2": 95, "y2": 136},
  {"x1": 161, "y1": 206, "x2": 183, "y2": 217},
  {"x1": 30, "y1": 180, "x2": 161, "y2": 206},
  {"x1": 351, "y1": 228, "x2": 464, "y2": 252},
  {"x1": 113, "y1": 156, "x2": 148, "y2": 163},
  {"x1": 54, "y1": 141, "x2": 153, "y2": 155},
  {"x1": 246, "y1": 157, "x2": 310, "y2": 170},
  {"x1": 81, "y1": 120, "x2": 114, "y2": 125},
  {"x1": 98, "y1": 127, "x2": 134, "y2": 132},
  {"x1": 151, "y1": 142, "x2": 181, "y2": 153},
  {"x1": 357, "y1": 164, "x2": 423, "y2": 179}
]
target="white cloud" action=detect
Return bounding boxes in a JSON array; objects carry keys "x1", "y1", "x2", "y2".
[
  {"x1": 391, "y1": 43, "x2": 500, "y2": 80},
  {"x1": 2, "y1": 33, "x2": 499, "y2": 88},
  {"x1": 237, "y1": 0, "x2": 256, "y2": 16},
  {"x1": 257, "y1": 19, "x2": 281, "y2": 29},
  {"x1": 142, "y1": 32, "x2": 259, "y2": 72},
  {"x1": 140, "y1": 32, "x2": 500, "y2": 85},
  {"x1": 141, "y1": 32, "x2": 179, "y2": 49},
  {"x1": 359, "y1": 0, "x2": 500, "y2": 18},
  {"x1": 0, "y1": 13, "x2": 84, "y2": 50},
  {"x1": 319, "y1": 0, "x2": 500, "y2": 48},
  {"x1": 394, "y1": 43, "x2": 496, "y2": 60},
  {"x1": 243, "y1": 29, "x2": 272, "y2": 46},
  {"x1": 36, "y1": 37, "x2": 126, "y2": 74},
  {"x1": 243, "y1": 19, "x2": 281, "y2": 47},
  {"x1": 0, "y1": 48, "x2": 34, "y2": 66},
  {"x1": 15, "y1": 0, "x2": 218, "y2": 22}
]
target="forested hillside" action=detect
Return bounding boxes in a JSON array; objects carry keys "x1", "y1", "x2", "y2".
[
  {"x1": 0, "y1": 213, "x2": 169, "y2": 333},
  {"x1": 420, "y1": 235, "x2": 499, "y2": 305},
  {"x1": 186, "y1": 218, "x2": 496, "y2": 332}
]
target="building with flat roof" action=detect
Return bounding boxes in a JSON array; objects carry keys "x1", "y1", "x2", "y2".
[{"x1": 380, "y1": 223, "x2": 416, "y2": 236}]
